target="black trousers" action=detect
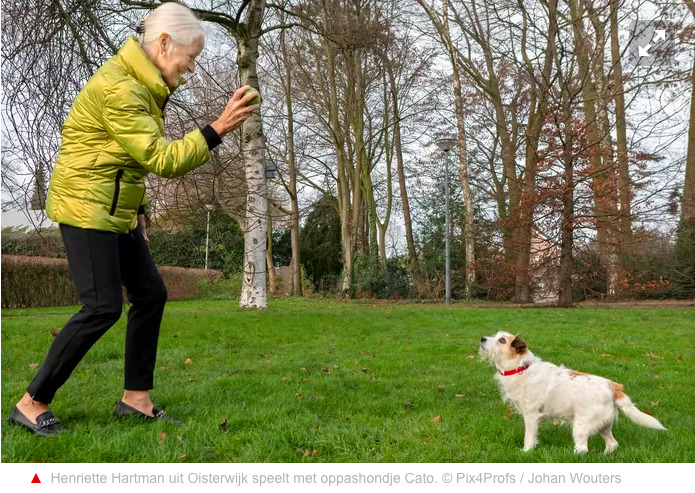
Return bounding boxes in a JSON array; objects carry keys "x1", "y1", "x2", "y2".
[{"x1": 27, "y1": 224, "x2": 167, "y2": 404}]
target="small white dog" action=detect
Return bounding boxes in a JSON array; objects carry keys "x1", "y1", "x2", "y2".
[{"x1": 479, "y1": 331, "x2": 666, "y2": 454}]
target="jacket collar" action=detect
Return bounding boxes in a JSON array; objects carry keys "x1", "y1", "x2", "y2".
[{"x1": 116, "y1": 36, "x2": 172, "y2": 107}]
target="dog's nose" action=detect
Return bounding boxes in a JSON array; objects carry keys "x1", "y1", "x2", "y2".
[{"x1": 480, "y1": 337, "x2": 487, "y2": 343}]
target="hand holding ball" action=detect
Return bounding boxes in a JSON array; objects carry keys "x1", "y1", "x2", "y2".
[
  {"x1": 211, "y1": 85, "x2": 261, "y2": 137},
  {"x1": 245, "y1": 88, "x2": 262, "y2": 106}
]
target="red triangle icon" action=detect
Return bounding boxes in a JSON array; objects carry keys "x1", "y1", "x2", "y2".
[{"x1": 31, "y1": 474, "x2": 41, "y2": 483}]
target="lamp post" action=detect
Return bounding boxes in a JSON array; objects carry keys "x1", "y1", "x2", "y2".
[
  {"x1": 204, "y1": 204, "x2": 214, "y2": 271},
  {"x1": 435, "y1": 136, "x2": 458, "y2": 306}
]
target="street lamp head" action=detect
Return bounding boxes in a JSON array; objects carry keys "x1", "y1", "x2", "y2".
[
  {"x1": 435, "y1": 136, "x2": 458, "y2": 153},
  {"x1": 265, "y1": 162, "x2": 277, "y2": 180}
]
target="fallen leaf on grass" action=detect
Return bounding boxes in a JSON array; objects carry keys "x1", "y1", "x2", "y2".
[
  {"x1": 433, "y1": 416, "x2": 441, "y2": 423},
  {"x1": 677, "y1": 356, "x2": 683, "y2": 362},
  {"x1": 296, "y1": 393, "x2": 305, "y2": 400},
  {"x1": 504, "y1": 408, "x2": 514, "y2": 419},
  {"x1": 184, "y1": 358, "x2": 192, "y2": 365},
  {"x1": 177, "y1": 454, "x2": 186, "y2": 461},
  {"x1": 282, "y1": 376, "x2": 289, "y2": 382},
  {"x1": 28, "y1": 363, "x2": 39, "y2": 369},
  {"x1": 455, "y1": 394, "x2": 464, "y2": 398},
  {"x1": 653, "y1": 374, "x2": 660, "y2": 379},
  {"x1": 302, "y1": 449, "x2": 317, "y2": 457},
  {"x1": 50, "y1": 328, "x2": 59, "y2": 337},
  {"x1": 645, "y1": 352, "x2": 663, "y2": 359},
  {"x1": 369, "y1": 375, "x2": 377, "y2": 382},
  {"x1": 158, "y1": 432, "x2": 166, "y2": 444},
  {"x1": 378, "y1": 339, "x2": 383, "y2": 345},
  {"x1": 650, "y1": 400, "x2": 661, "y2": 407},
  {"x1": 643, "y1": 409, "x2": 654, "y2": 416},
  {"x1": 160, "y1": 366, "x2": 169, "y2": 371},
  {"x1": 300, "y1": 367, "x2": 307, "y2": 372},
  {"x1": 465, "y1": 355, "x2": 475, "y2": 359},
  {"x1": 601, "y1": 353, "x2": 614, "y2": 359},
  {"x1": 219, "y1": 419, "x2": 229, "y2": 431}
]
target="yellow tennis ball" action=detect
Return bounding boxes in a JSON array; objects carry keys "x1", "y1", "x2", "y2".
[{"x1": 245, "y1": 88, "x2": 261, "y2": 105}]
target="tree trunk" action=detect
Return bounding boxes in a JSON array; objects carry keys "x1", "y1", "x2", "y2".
[
  {"x1": 610, "y1": 0, "x2": 633, "y2": 247},
  {"x1": 349, "y1": 51, "x2": 365, "y2": 265},
  {"x1": 569, "y1": 0, "x2": 621, "y2": 298},
  {"x1": 514, "y1": 0, "x2": 558, "y2": 303},
  {"x1": 558, "y1": 69, "x2": 575, "y2": 308},
  {"x1": 387, "y1": 62, "x2": 417, "y2": 274},
  {"x1": 280, "y1": 19, "x2": 301, "y2": 296},
  {"x1": 445, "y1": 0, "x2": 475, "y2": 300},
  {"x1": 586, "y1": 0, "x2": 622, "y2": 296},
  {"x1": 377, "y1": 72, "x2": 393, "y2": 270},
  {"x1": 322, "y1": 22, "x2": 353, "y2": 295},
  {"x1": 238, "y1": 0, "x2": 268, "y2": 309},
  {"x1": 266, "y1": 199, "x2": 276, "y2": 296},
  {"x1": 683, "y1": 2, "x2": 695, "y2": 238}
]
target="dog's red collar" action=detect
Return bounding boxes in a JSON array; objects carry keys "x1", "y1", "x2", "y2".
[{"x1": 499, "y1": 362, "x2": 530, "y2": 376}]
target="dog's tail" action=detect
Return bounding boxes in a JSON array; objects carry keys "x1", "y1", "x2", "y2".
[{"x1": 612, "y1": 382, "x2": 666, "y2": 430}]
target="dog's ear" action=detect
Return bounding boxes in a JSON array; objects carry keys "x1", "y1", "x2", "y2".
[{"x1": 511, "y1": 337, "x2": 527, "y2": 354}]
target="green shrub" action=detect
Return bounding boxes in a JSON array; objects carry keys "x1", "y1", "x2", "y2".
[
  {"x1": 299, "y1": 196, "x2": 343, "y2": 290},
  {"x1": 1, "y1": 255, "x2": 226, "y2": 308},
  {"x1": 1, "y1": 255, "x2": 77, "y2": 308},
  {"x1": 353, "y1": 255, "x2": 412, "y2": 299},
  {"x1": 148, "y1": 211, "x2": 244, "y2": 277},
  {"x1": 1, "y1": 227, "x2": 65, "y2": 258}
]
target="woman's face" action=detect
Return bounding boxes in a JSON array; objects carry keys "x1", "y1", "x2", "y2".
[{"x1": 152, "y1": 34, "x2": 204, "y2": 91}]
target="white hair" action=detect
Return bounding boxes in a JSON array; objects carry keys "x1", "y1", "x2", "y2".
[{"x1": 138, "y1": 2, "x2": 204, "y2": 53}]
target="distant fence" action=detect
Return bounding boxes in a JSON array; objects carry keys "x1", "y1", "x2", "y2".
[{"x1": 1, "y1": 255, "x2": 224, "y2": 308}]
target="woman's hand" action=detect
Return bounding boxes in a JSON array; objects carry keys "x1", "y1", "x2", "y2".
[
  {"x1": 138, "y1": 214, "x2": 149, "y2": 243},
  {"x1": 210, "y1": 85, "x2": 260, "y2": 138}
]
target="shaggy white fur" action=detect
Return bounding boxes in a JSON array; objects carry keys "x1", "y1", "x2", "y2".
[{"x1": 479, "y1": 331, "x2": 666, "y2": 454}]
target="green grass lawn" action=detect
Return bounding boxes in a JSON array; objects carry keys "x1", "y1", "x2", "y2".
[{"x1": 2, "y1": 299, "x2": 694, "y2": 462}]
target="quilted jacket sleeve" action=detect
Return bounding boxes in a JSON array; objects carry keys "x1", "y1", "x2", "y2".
[{"x1": 102, "y1": 80, "x2": 210, "y2": 178}]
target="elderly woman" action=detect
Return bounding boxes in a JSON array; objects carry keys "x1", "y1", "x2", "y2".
[{"x1": 9, "y1": 3, "x2": 258, "y2": 435}]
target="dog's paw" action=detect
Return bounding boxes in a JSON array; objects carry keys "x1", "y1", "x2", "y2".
[{"x1": 604, "y1": 444, "x2": 618, "y2": 455}]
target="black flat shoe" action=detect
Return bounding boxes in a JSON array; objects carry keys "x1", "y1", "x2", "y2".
[
  {"x1": 8, "y1": 406, "x2": 65, "y2": 437},
  {"x1": 113, "y1": 400, "x2": 183, "y2": 424}
]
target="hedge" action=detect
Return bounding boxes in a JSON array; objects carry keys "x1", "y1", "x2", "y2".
[{"x1": 1, "y1": 255, "x2": 224, "y2": 308}]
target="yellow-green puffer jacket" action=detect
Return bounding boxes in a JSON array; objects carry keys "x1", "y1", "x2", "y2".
[{"x1": 46, "y1": 36, "x2": 211, "y2": 233}]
